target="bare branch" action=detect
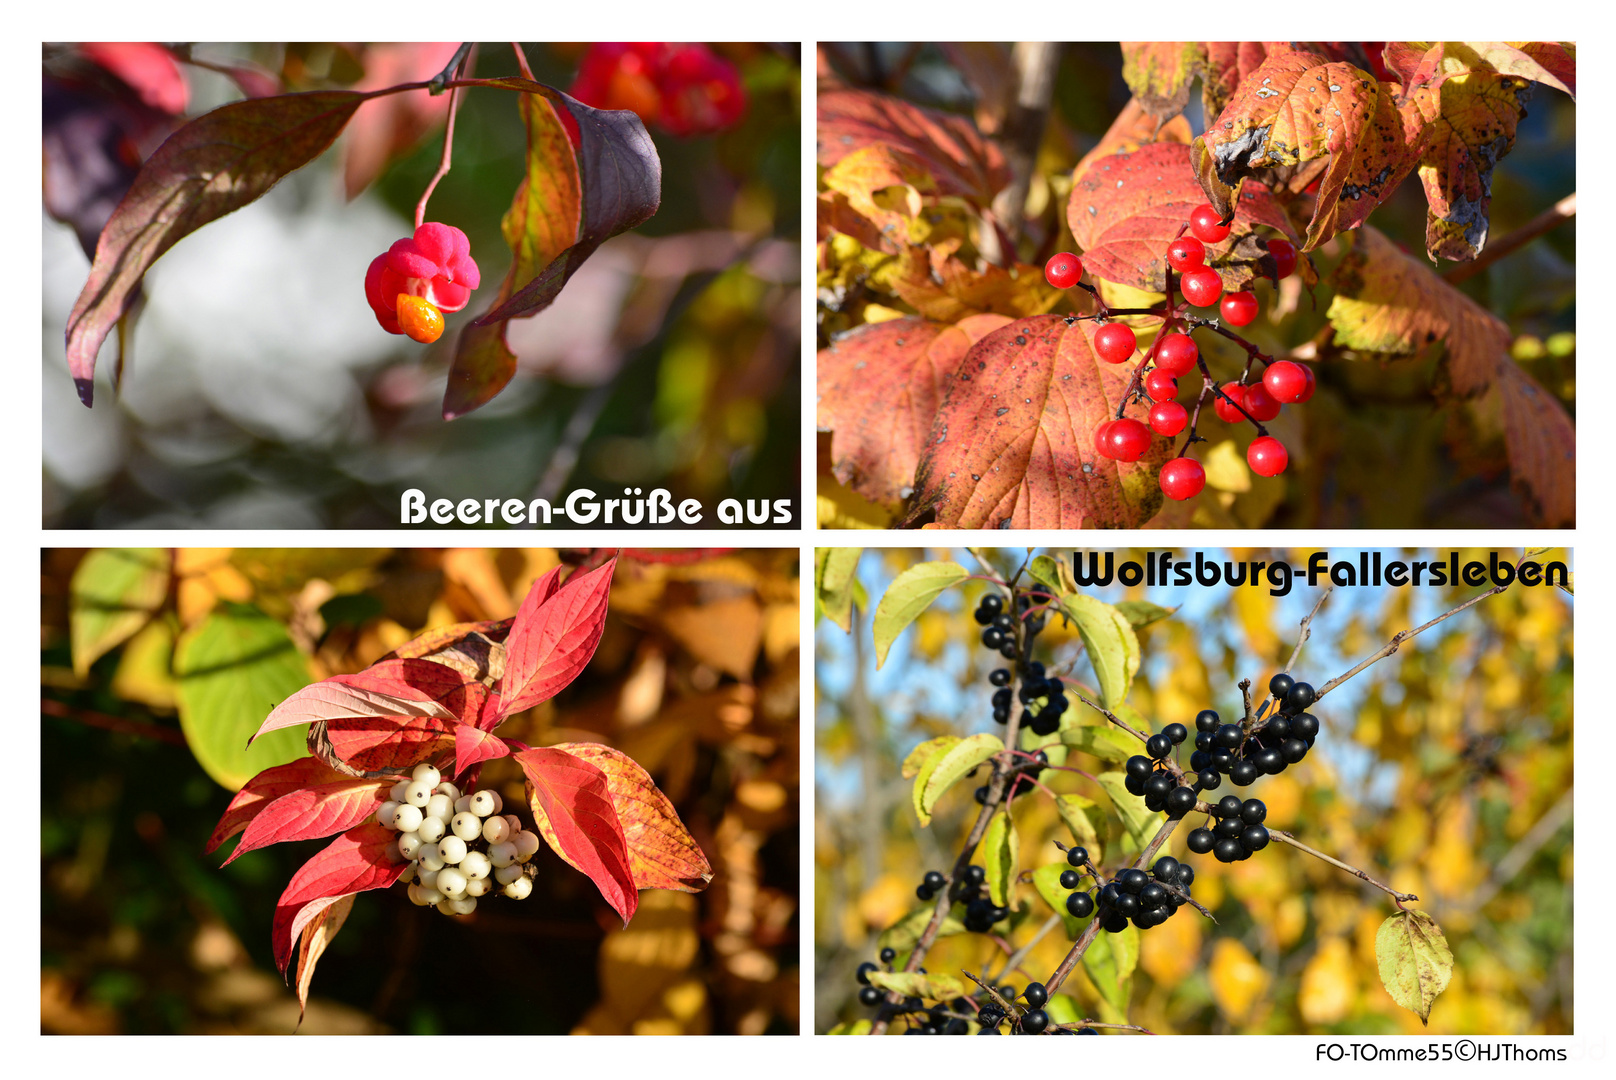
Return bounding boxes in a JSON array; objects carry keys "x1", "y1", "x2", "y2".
[{"x1": 1267, "y1": 829, "x2": 1418, "y2": 904}]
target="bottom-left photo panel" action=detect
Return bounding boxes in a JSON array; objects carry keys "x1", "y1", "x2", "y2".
[{"x1": 40, "y1": 547, "x2": 800, "y2": 1034}]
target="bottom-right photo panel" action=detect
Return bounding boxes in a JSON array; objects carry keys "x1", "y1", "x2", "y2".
[{"x1": 814, "y1": 547, "x2": 1572, "y2": 1036}]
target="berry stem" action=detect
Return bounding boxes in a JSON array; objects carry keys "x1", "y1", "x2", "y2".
[
  {"x1": 415, "y1": 46, "x2": 475, "y2": 229},
  {"x1": 1267, "y1": 830, "x2": 1419, "y2": 905}
]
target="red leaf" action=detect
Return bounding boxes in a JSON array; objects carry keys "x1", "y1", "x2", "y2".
[
  {"x1": 272, "y1": 821, "x2": 404, "y2": 975},
  {"x1": 322, "y1": 712, "x2": 457, "y2": 775},
  {"x1": 250, "y1": 658, "x2": 459, "y2": 744},
  {"x1": 909, "y1": 315, "x2": 1172, "y2": 529},
  {"x1": 205, "y1": 756, "x2": 348, "y2": 854},
  {"x1": 293, "y1": 893, "x2": 354, "y2": 1027},
  {"x1": 498, "y1": 560, "x2": 616, "y2": 718},
  {"x1": 818, "y1": 89, "x2": 1008, "y2": 207},
  {"x1": 65, "y1": 90, "x2": 365, "y2": 406},
  {"x1": 513, "y1": 745, "x2": 637, "y2": 925},
  {"x1": 547, "y1": 743, "x2": 712, "y2": 893},
  {"x1": 1068, "y1": 142, "x2": 1294, "y2": 293},
  {"x1": 818, "y1": 314, "x2": 1012, "y2": 506},
  {"x1": 224, "y1": 775, "x2": 392, "y2": 865},
  {"x1": 454, "y1": 723, "x2": 511, "y2": 777}
]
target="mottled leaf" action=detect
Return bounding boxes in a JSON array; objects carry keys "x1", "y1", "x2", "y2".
[
  {"x1": 293, "y1": 893, "x2": 353, "y2": 1027},
  {"x1": 1060, "y1": 722, "x2": 1144, "y2": 764},
  {"x1": 873, "y1": 560, "x2": 969, "y2": 668},
  {"x1": 69, "y1": 548, "x2": 171, "y2": 676},
  {"x1": 820, "y1": 143, "x2": 933, "y2": 245},
  {"x1": 1095, "y1": 772, "x2": 1159, "y2": 854},
  {"x1": 1120, "y1": 42, "x2": 1205, "y2": 121},
  {"x1": 902, "y1": 736, "x2": 961, "y2": 781},
  {"x1": 982, "y1": 810, "x2": 1018, "y2": 908},
  {"x1": 1082, "y1": 920, "x2": 1139, "y2": 1016},
  {"x1": 175, "y1": 603, "x2": 312, "y2": 791},
  {"x1": 271, "y1": 821, "x2": 405, "y2": 975},
  {"x1": 908, "y1": 316, "x2": 1170, "y2": 529},
  {"x1": 65, "y1": 91, "x2": 364, "y2": 405},
  {"x1": 321, "y1": 712, "x2": 458, "y2": 776},
  {"x1": 1114, "y1": 600, "x2": 1177, "y2": 629},
  {"x1": 545, "y1": 743, "x2": 713, "y2": 893},
  {"x1": 866, "y1": 971, "x2": 968, "y2": 1002},
  {"x1": 815, "y1": 547, "x2": 864, "y2": 632},
  {"x1": 514, "y1": 745, "x2": 638, "y2": 924},
  {"x1": 918, "y1": 733, "x2": 1003, "y2": 826},
  {"x1": 876, "y1": 904, "x2": 967, "y2": 953},
  {"x1": 250, "y1": 660, "x2": 459, "y2": 744},
  {"x1": 1054, "y1": 794, "x2": 1104, "y2": 866},
  {"x1": 888, "y1": 247, "x2": 1061, "y2": 322},
  {"x1": 1376, "y1": 909, "x2": 1453, "y2": 1024},
  {"x1": 818, "y1": 88, "x2": 1009, "y2": 207},
  {"x1": 499, "y1": 559, "x2": 615, "y2": 717},
  {"x1": 1069, "y1": 142, "x2": 1295, "y2": 293}
]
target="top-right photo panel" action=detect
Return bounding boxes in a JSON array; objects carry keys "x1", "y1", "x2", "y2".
[{"x1": 816, "y1": 43, "x2": 1575, "y2": 529}]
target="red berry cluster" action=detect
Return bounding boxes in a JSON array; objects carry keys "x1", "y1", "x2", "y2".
[{"x1": 1042, "y1": 204, "x2": 1312, "y2": 503}]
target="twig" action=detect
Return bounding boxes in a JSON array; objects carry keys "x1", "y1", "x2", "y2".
[
  {"x1": 41, "y1": 697, "x2": 187, "y2": 746},
  {"x1": 1073, "y1": 693, "x2": 1148, "y2": 743},
  {"x1": 1267, "y1": 829, "x2": 1418, "y2": 905},
  {"x1": 428, "y1": 43, "x2": 474, "y2": 93},
  {"x1": 1281, "y1": 586, "x2": 1333, "y2": 673},
  {"x1": 1444, "y1": 192, "x2": 1576, "y2": 285},
  {"x1": 415, "y1": 45, "x2": 474, "y2": 228},
  {"x1": 988, "y1": 913, "x2": 1061, "y2": 985},
  {"x1": 962, "y1": 970, "x2": 1019, "y2": 1014},
  {"x1": 1459, "y1": 788, "x2": 1573, "y2": 913},
  {"x1": 1053, "y1": 1020, "x2": 1157, "y2": 1035}
]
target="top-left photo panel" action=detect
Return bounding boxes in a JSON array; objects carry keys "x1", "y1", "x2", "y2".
[{"x1": 44, "y1": 42, "x2": 802, "y2": 529}]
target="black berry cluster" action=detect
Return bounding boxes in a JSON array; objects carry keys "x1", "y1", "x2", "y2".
[
  {"x1": 1123, "y1": 722, "x2": 1200, "y2": 815},
  {"x1": 1185, "y1": 796, "x2": 1270, "y2": 863},
  {"x1": 957, "y1": 864, "x2": 1011, "y2": 933},
  {"x1": 974, "y1": 591, "x2": 1065, "y2": 735},
  {"x1": 1185, "y1": 676, "x2": 1322, "y2": 788},
  {"x1": 1086, "y1": 856, "x2": 1196, "y2": 932}
]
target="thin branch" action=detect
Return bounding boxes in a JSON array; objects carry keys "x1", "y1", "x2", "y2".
[
  {"x1": 1314, "y1": 580, "x2": 1511, "y2": 702},
  {"x1": 1267, "y1": 829, "x2": 1418, "y2": 904},
  {"x1": 1281, "y1": 586, "x2": 1333, "y2": 673},
  {"x1": 415, "y1": 45, "x2": 474, "y2": 228},
  {"x1": 988, "y1": 913, "x2": 1061, "y2": 985},
  {"x1": 1444, "y1": 192, "x2": 1576, "y2": 285},
  {"x1": 1053, "y1": 1020, "x2": 1157, "y2": 1035},
  {"x1": 41, "y1": 697, "x2": 187, "y2": 746},
  {"x1": 1073, "y1": 692, "x2": 1148, "y2": 743},
  {"x1": 1459, "y1": 788, "x2": 1573, "y2": 913},
  {"x1": 428, "y1": 43, "x2": 474, "y2": 93}
]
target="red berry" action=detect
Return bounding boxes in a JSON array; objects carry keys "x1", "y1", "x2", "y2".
[
  {"x1": 1099, "y1": 418, "x2": 1153, "y2": 462},
  {"x1": 1166, "y1": 237, "x2": 1205, "y2": 272},
  {"x1": 1243, "y1": 381, "x2": 1281, "y2": 421},
  {"x1": 1213, "y1": 382, "x2": 1247, "y2": 423},
  {"x1": 1247, "y1": 436, "x2": 1289, "y2": 477},
  {"x1": 1267, "y1": 239, "x2": 1297, "y2": 280},
  {"x1": 1180, "y1": 267, "x2": 1223, "y2": 308},
  {"x1": 1149, "y1": 400, "x2": 1188, "y2": 437},
  {"x1": 1296, "y1": 364, "x2": 1317, "y2": 402},
  {"x1": 1145, "y1": 367, "x2": 1179, "y2": 402},
  {"x1": 1221, "y1": 291, "x2": 1259, "y2": 327},
  {"x1": 1158, "y1": 457, "x2": 1206, "y2": 500},
  {"x1": 1262, "y1": 360, "x2": 1310, "y2": 403},
  {"x1": 1092, "y1": 419, "x2": 1115, "y2": 455},
  {"x1": 1094, "y1": 323, "x2": 1137, "y2": 364},
  {"x1": 1045, "y1": 252, "x2": 1083, "y2": 290},
  {"x1": 1155, "y1": 332, "x2": 1199, "y2": 376},
  {"x1": 1189, "y1": 204, "x2": 1231, "y2": 244}
]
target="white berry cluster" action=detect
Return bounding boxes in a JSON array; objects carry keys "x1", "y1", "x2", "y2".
[{"x1": 377, "y1": 763, "x2": 542, "y2": 916}]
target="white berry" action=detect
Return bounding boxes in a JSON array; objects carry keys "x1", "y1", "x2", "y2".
[
  {"x1": 435, "y1": 781, "x2": 461, "y2": 802},
  {"x1": 410, "y1": 884, "x2": 443, "y2": 907},
  {"x1": 451, "y1": 812, "x2": 483, "y2": 841},
  {"x1": 449, "y1": 896, "x2": 478, "y2": 915},
  {"x1": 469, "y1": 790, "x2": 497, "y2": 817},
  {"x1": 436, "y1": 867, "x2": 468, "y2": 897},
  {"x1": 390, "y1": 780, "x2": 411, "y2": 803},
  {"x1": 398, "y1": 862, "x2": 416, "y2": 885},
  {"x1": 454, "y1": 795, "x2": 473, "y2": 815},
  {"x1": 513, "y1": 830, "x2": 541, "y2": 862},
  {"x1": 494, "y1": 862, "x2": 525, "y2": 885},
  {"x1": 397, "y1": 832, "x2": 423, "y2": 860},
  {"x1": 481, "y1": 816, "x2": 511, "y2": 845},
  {"x1": 464, "y1": 876, "x2": 491, "y2": 897},
  {"x1": 437, "y1": 835, "x2": 467, "y2": 864},
  {"x1": 503, "y1": 814, "x2": 522, "y2": 834},
  {"x1": 417, "y1": 816, "x2": 446, "y2": 844},
  {"x1": 376, "y1": 800, "x2": 401, "y2": 829},
  {"x1": 404, "y1": 780, "x2": 433, "y2": 807},
  {"x1": 412, "y1": 763, "x2": 442, "y2": 787},
  {"x1": 425, "y1": 793, "x2": 454, "y2": 822},
  {"x1": 488, "y1": 841, "x2": 517, "y2": 868},
  {"x1": 392, "y1": 804, "x2": 423, "y2": 833},
  {"x1": 460, "y1": 851, "x2": 491, "y2": 879},
  {"x1": 503, "y1": 877, "x2": 532, "y2": 900},
  {"x1": 418, "y1": 846, "x2": 445, "y2": 872}
]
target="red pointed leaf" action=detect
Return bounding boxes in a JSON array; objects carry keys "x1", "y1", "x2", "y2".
[
  {"x1": 818, "y1": 89, "x2": 1008, "y2": 207},
  {"x1": 498, "y1": 560, "x2": 615, "y2": 718},
  {"x1": 206, "y1": 756, "x2": 350, "y2": 854},
  {"x1": 272, "y1": 821, "x2": 404, "y2": 974},
  {"x1": 909, "y1": 315, "x2": 1171, "y2": 529},
  {"x1": 454, "y1": 723, "x2": 512, "y2": 777},
  {"x1": 513, "y1": 746, "x2": 637, "y2": 925},
  {"x1": 293, "y1": 892, "x2": 354, "y2": 1025},
  {"x1": 818, "y1": 314, "x2": 1012, "y2": 506},
  {"x1": 329, "y1": 657, "x2": 481, "y2": 714},
  {"x1": 65, "y1": 90, "x2": 364, "y2": 405},
  {"x1": 251, "y1": 661, "x2": 458, "y2": 744},
  {"x1": 1068, "y1": 142, "x2": 1294, "y2": 293},
  {"x1": 547, "y1": 743, "x2": 713, "y2": 893},
  {"x1": 322, "y1": 713, "x2": 457, "y2": 774},
  {"x1": 224, "y1": 775, "x2": 392, "y2": 865}
]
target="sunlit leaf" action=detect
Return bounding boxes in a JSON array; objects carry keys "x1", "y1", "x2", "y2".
[
  {"x1": 499, "y1": 559, "x2": 616, "y2": 716},
  {"x1": 982, "y1": 810, "x2": 1018, "y2": 908},
  {"x1": 866, "y1": 971, "x2": 968, "y2": 1001},
  {"x1": 918, "y1": 733, "x2": 1002, "y2": 826},
  {"x1": 70, "y1": 548, "x2": 171, "y2": 675},
  {"x1": 876, "y1": 904, "x2": 967, "y2": 953},
  {"x1": 1055, "y1": 594, "x2": 1140, "y2": 708},
  {"x1": 515, "y1": 745, "x2": 638, "y2": 924},
  {"x1": 815, "y1": 547, "x2": 864, "y2": 632},
  {"x1": 1376, "y1": 908, "x2": 1453, "y2": 1024},
  {"x1": 271, "y1": 820, "x2": 405, "y2": 975},
  {"x1": 1082, "y1": 920, "x2": 1138, "y2": 1018},
  {"x1": 873, "y1": 561, "x2": 968, "y2": 668}
]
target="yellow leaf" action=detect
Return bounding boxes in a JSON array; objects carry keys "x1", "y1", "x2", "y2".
[
  {"x1": 1299, "y1": 936, "x2": 1357, "y2": 1026},
  {"x1": 1201, "y1": 438, "x2": 1251, "y2": 493},
  {"x1": 1208, "y1": 939, "x2": 1269, "y2": 1026},
  {"x1": 1139, "y1": 903, "x2": 1202, "y2": 986}
]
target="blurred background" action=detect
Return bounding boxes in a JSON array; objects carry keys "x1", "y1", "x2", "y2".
[
  {"x1": 44, "y1": 43, "x2": 801, "y2": 528},
  {"x1": 816, "y1": 547, "x2": 1572, "y2": 1033},
  {"x1": 816, "y1": 44, "x2": 1575, "y2": 528},
  {"x1": 42, "y1": 547, "x2": 799, "y2": 1033}
]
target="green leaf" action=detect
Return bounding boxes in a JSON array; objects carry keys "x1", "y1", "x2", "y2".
[
  {"x1": 1376, "y1": 909, "x2": 1453, "y2": 1024},
  {"x1": 1045, "y1": 992, "x2": 1081, "y2": 1027},
  {"x1": 1055, "y1": 594, "x2": 1140, "y2": 708},
  {"x1": 174, "y1": 603, "x2": 312, "y2": 791},
  {"x1": 982, "y1": 809, "x2": 1018, "y2": 907},
  {"x1": 1082, "y1": 922, "x2": 1138, "y2": 1020},
  {"x1": 1054, "y1": 794, "x2": 1104, "y2": 866},
  {"x1": 1031, "y1": 861, "x2": 1083, "y2": 938},
  {"x1": 70, "y1": 548, "x2": 171, "y2": 676},
  {"x1": 827, "y1": 1020, "x2": 872, "y2": 1035},
  {"x1": 1060, "y1": 722, "x2": 1145, "y2": 764},
  {"x1": 873, "y1": 561, "x2": 968, "y2": 668},
  {"x1": 877, "y1": 904, "x2": 966, "y2": 952},
  {"x1": 907, "y1": 735, "x2": 960, "y2": 825},
  {"x1": 815, "y1": 548, "x2": 864, "y2": 632},
  {"x1": 1114, "y1": 599, "x2": 1177, "y2": 629},
  {"x1": 867, "y1": 971, "x2": 968, "y2": 1001},
  {"x1": 1027, "y1": 554, "x2": 1066, "y2": 593},
  {"x1": 919, "y1": 733, "x2": 1003, "y2": 826},
  {"x1": 902, "y1": 736, "x2": 960, "y2": 780},
  {"x1": 1095, "y1": 772, "x2": 1160, "y2": 855}
]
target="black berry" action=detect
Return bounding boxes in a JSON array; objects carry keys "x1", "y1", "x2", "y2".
[
  {"x1": 859, "y1": 986, "x2": 882, "y2": 1006},
  {"x1": 1241, "y1": 824, "x2": 1270, "y2": 851},
  {"x1": 880, "y1": 947, "x2": 896, "y2": 963},
  {"x1": 1230, "y1": 760, "x2": 1259, "y2": 786},
  {"x1": 1066, "y1": 846, "x2": 1088, "y2": 867},
  {"x1": 1126, "y1": 755, "x2": 1154, "y2": 780},
  {"x1": 1146, "y1": 734, "x2": 1173, "y2": 759},
  {"x1": 1241, "y1": 798, "x2": 1267, "y2": 825},
  {"x1": 1195, "y1": 708, "x2": 1220, "y2": 733},
  {"x1": 923, "y1": 870, "x2": 945, "y2": 890},
  {"x1": 1153, "y1": 856, "x2": 1180, "y2": 881},
  {"x1": 1268, "y1": 672, "x2": 1294, "y2": 700},
  {"x1": 1217, "y1": 795, "x2": 1244, "y2": 818},
  {"x1": 990, "y1": 668, "x2": 1011, "y2": 686},
  {"x1": 1066, "y1": 892, "x2": 1094, "y2": 918},
  {"x1": 857, "y1": 961, "x2": 877, "y2": 985},
  {"x1": 1286, "y1": 682, "x2": 1317, "y2": 711},
  {"x1": 1021, "y1": 1009, "x2": 1050, "y2": 1035},
  {"x1": 1023, "y1": 982, "x2": 1048, "y2": 1008},
  {"x1": 965, "y1": 864, "x2": 986, "y2": 886},
  {"x1": 1165, "y1": 786, "x2": 1197, "y2": 817},
  {"x1": 1187, "y1": 828, "x2": 1215, "y2": 854},
  {"x1": 1162, "y1": 722, "x2": 1189, "y2": 745},
  {"x1": 1292, "y1": 713, "x2": 1320, "y2": 739},
  {"x1": 1214, "y1": 724, "x2": 1243, "y2": 749},
  {"x1": 1059, "y1": 869, "x2": 1081, "y2": 890},
  {"x1": 1213, "y1": 837, "x2": 1243, "y2": 863}
]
